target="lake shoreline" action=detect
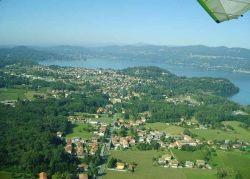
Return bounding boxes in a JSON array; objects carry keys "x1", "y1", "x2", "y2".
[{"x1": 39, "y1": 59, "x2": 250, "y2": 105}]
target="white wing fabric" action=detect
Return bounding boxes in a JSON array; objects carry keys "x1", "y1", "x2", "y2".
[{"x1": 198, "y1": 0, "x2": 250, "y2": 23}]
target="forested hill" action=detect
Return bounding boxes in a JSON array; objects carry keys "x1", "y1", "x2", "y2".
[
  {"x1": 1, "y1": 45, "x2": 250, "y2": 72},
  {"x1": 0, "y1": 46, "x2": 66, "y2": 67},
  {"x1": 122, "y1": 66, "x2": 239, "y2": 97}
]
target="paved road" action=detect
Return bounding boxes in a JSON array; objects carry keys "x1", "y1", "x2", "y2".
[{"x1": 97, "y1": 114, "x2": 116, "y2": 179}]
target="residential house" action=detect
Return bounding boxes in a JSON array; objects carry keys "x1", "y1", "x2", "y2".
[
  {"x1": 116, "y1": 162, "x2": 125, "y2": 170},
  {"x1": 162, "y1": 154, "x2": 172, "y2": 161},
  {"x1": 77, "y1": 142, "x2": 84, "y2": 157},
  {"x1": 120, "y1": 137, "x2": 129, "y2": 148},
  {"x1": 89, "y1": 142, "x2": 98, "y2": 155},
  {"x1": 65, "y1": 139, "x2": 73, "y2": 154},
  {"x1": 158, "y1": 158, "x2": 166, "y2": 165},
  {"x1": 169, "y1": 160, "x2": 179, "y2": 168},
  {"x1": 196, "y1": 160, "x2": 206, "y2": 168},
  {"x1": 56, "y1": 131, "x2": 63, "y2": 138},
  {"x1": 185, "y1": 161, "x2": 194, "y2": 168},
  {"x1": 220, "y1": 144, "x2": 228, "y2": 150},
  {"x1": 39, "y1": 172, "x2": 47, "y2": 179},
  {"x1": 79, "y1": 174, "x2": 88, "y2": 179}
]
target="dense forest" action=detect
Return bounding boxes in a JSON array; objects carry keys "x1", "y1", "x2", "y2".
[
  {"x1": 0, "y1": 94, "x2": 108, "y2": 177},
  {"x1": 116, "y1": 67, "x2": 250, "y2": 125},
  {"x1": 0, "y1": 46, "x2": 66, "y2": 67},
  {"x1": 122, "y1": 66, "x2": 239, "y2": 97}
]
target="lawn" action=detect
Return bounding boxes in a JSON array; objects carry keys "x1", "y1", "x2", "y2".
[
  {"x1": 145, "y1": 123, "x2": 184, "y2": 135},
  {"x1": 74, "y1": 112, "x2": 113, "y2": 124},
  {"x1": 0, "y1": 88, "x2": 46, "y2": 101},
  {"x1": 0, "y1": 88, "x2": 26, "y2": 100},
  {"x1": 0, "y1": 171, "x2": 11, "y2": 179},
  {"x1": 190, "y1": 121, "x2": 250, "y2": 141},
  {"x1": 66, "y1": 123, "x2": 92, "y2": 139},
  {"x1": 104, "y1": 150, "x2": 217, "y2": 179},
  {"x1": 96, "y1": 114, "x2": 113, "y2": 124},
  {"x1": 171, "y1": 149, "x2": 206, "y2": 161},
  {"x1": 211, "y1": 150, "x2": 250, "y2": 179},
  {"x1": 24, "y1": 91, "x2": 46, "y2": 100}
]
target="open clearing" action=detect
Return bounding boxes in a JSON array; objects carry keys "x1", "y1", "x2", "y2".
[
  {"x1": 171, "y1": 149, "x2": 206, "y2": 161},
  {"x1": 0, "y1": 88, "x2": 26, "y2": 100},
  {"x1": 74, "y1": 112, "x2": 113, "y2": 124},
  {"x1": 0, "y1": 88, "x2": 46, "y2": 101},
  {"x1": 190, "y1": 121, "x2": 250, "y2": 141},
  {"x1": 145, "y1": 121, "x2": 250, "y2": 141},
  {"x1": 66, "y1": 123, "x2": 92, "y2": 139},
  {"x1": 211, "y1": 150, "x2": 250, "y2": 178},
  {"x1": 145, "y1": 123, "x2": 184, "y2": 135},
  {"x1": 0, "y1": 171, "x2": 11, "y2": 179},
  {"x1": 104, "y1": 150, "x2": 217, "y2": 179}
]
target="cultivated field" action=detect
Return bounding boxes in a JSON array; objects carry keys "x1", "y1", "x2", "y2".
[
  {"x1": 145, "y1": 123, "x2": 184, "y2": 135},
  {"x1": 171, "y1": 149, "x2": 206, "y2": 161},
  {"x1": 0, "y1": 172, "x2": 11, "y2": 179},
  {"x1": 211, "y1": 150, "x2": 250, "y2": 178},
  {"x1": 0, "y1": 88, "x2": 46, "y2": 101},
  {"x1": 190, "y1": 121, "x2": 250, "y2": 141},
  {"x1": 66, "y1": 123, "x2": 92, "y2": 139},
  {"x1": 104, "y1": 150, "x2": 217, "y2": 179}
]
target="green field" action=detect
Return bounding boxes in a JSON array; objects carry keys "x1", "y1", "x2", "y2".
[
  {"x1": 74, "y1": 112, "x2": 113, "y2": 124},
  {"x1": 171, "y1": 149, "x2": 206, "y2": 161},
  {"x1": 104, "y1": 150, "x2": 217, "y2": 179},
  {"x1": 96, "y1": 114, "x2": 113, "y2": 124},
  {"x1": 0, "y1": 171, "x2": 11, "y2": 179},
  {"x1": 145, "y1": 121, "x2": 250, "y2": 142},
  {"x1": 211, "y1": 151, "x2": 250, "y2": 179},
  {"x1": 0, "y1": 88, "x2": 46, "y2": 101},
  {"x1": 145, "y1": 123, "x2": 184, "y2": 135},
  {"x1": 190, "y1": 121, "x2": 250, "y2": 141},
  {"x1": 0, "y1": 88, "x2": 26, "y2": 100},
  {"x1": 66, "y1": 123, "x2": 92, "y2": 139}
]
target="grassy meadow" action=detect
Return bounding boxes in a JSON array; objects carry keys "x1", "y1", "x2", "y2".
[
  {"x1": 0, "y1": 88, "x2": 46, "y2": 101},
  {"x1": 66, "y1": 123, "x2": 92, "y2": 140},
  {"x1": 145, "y1": 123, "x2": 184, "y2": 135},
  {"x1": 171, "y1": 149, "x2": 206, "y2": 161},
  {"x1": 211, "y1": 150, "x2": 250, "y2": 179},
  {"x1": 104, "y1": 150, "x2": 217, "y2": 179},
  {"x1": 190, "y1": 121, "x2": 250, "y2": 141},
  {"x1": 0, "y1": 172, "x2": 11, "y2": 179}
]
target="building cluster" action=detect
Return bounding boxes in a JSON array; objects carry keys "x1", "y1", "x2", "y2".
[
  {"x1": 207, "y1": 139, "x2": 250, "y2": 151},
  {"x1": 65, "y1": 136, "x2": 100, "y2": 157},
  {"x1": 165, "y1": 95, "x2": 201, "y2": 106},
  {"x1": 157, "y1": 154, "x2": 211, "y2": 169},
  {"x1": 112, "y1": 117, "x2": 201, "y2": 151},
  {"x1": 112, "y1": 136, "x2": 136, "y2": 149},
  {"x1": 65, "y1": 116, "x2": 110, "y2": 157},
  {"x1": 11, "y1": 64, "x2": 155, "y2": 103},
  {"x1": 174, "y1": 135, "x2": 199, "y2": 149},
  {"x1": 114, "y1": 117, "x2": 147, "y2": 128},
  {"x1": 65, "y1": 138, "x2": 88, "y2": 157}
]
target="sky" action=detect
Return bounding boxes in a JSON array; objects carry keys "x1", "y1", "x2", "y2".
[{"x1": 0, "y1": 0, "x2": 250, "y2": 48}]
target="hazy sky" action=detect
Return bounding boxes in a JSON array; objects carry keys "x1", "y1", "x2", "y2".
[{"x1": 0, "y1": 0, "x2": 250, "y2": 48}]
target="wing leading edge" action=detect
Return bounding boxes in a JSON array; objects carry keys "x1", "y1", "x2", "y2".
[{"x1": 198, "y1": 0, "x2": 250, "y2": 23}]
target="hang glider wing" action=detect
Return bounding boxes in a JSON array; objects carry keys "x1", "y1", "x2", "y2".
[{"x1": 198, "y1": 0, "x2": 250, "y2": 23}]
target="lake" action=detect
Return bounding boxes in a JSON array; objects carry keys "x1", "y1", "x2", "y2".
[{"x1": 40, "y1": 58, "x2": 250, "y2": 105}]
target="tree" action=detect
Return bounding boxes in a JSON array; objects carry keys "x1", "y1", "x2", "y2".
[
  {"x1": 235, "y1": 171, "x2": 243, "y2": 179},
  {"x1": 107, "y1": 158, "x2": 117, "y2": 168},
  {"x1": 217, "y1": 168, "x2": 228, "y2": 179}
]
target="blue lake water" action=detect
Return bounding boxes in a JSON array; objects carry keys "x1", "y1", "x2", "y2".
[{"x1": 40, "y1": 58, "x2": 250, "y2": 105}]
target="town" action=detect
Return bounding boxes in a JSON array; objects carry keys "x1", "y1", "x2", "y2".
[{"x1": 0, "y1": 63, "x2": 250, "y2": 179}]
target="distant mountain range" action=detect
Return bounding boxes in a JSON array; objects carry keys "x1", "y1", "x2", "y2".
[{"x1": 1, "y1": 45, "x2": 250, "y2": 73}]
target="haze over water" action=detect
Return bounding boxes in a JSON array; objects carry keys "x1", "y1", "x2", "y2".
[{"x1": 41, "y1": 58, "x2": 250, "y2": 105}]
